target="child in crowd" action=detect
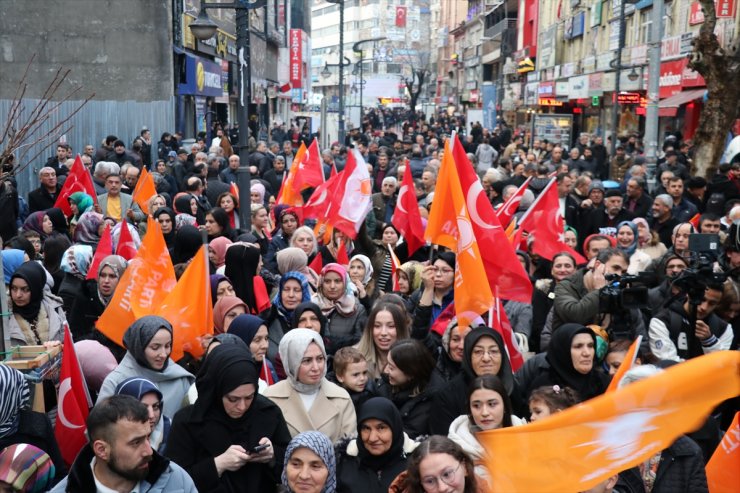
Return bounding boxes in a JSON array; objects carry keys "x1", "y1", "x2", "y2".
[
  {"x1": 528, "y1": 385, "x2": 580, "y2": 422},
  {"x1": 331, "y1": 347, "x2": 376, "y2": 412}
]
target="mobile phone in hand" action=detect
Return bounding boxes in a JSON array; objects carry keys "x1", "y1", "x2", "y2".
[{"x1": 250, "y1": 443, "x2": 269, "y2": 454}]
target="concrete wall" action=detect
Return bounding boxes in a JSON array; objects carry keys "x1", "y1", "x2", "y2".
[{"x1": 0, "y1": 0, "x2": 174, "y2": 101}]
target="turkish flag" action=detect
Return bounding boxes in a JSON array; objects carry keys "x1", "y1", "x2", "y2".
[
  {"x1": 132, "y1": 167, "x2": 157, "y2": 215},
  {"x1": 496, "y1": 176, "x2": 532, "y2": 228},
  {"x1": 86, "y1": 224, "x2": 113, "y2": 280},
  {"x1": 395, "y1": 6, "x2": 407, "y2": 27},
  {"x1": 303, "y1": 170, "x2": 343, "y2": 219},
  {"x1": 308, "y1": 252, "x2": 323, "y2": 274},
  {"x1": 392, "y1": 164, "x2": 426, "y2": 256},
  {"x1": 326, "y1": 150, "x2": 373, "y2": 239},
  {"x1": 54, "y1": 154, "x2": 98, "y2": 217},
  {"x1": 291, "y1": 138, "x2": 324, "y2": 193},
  {"x1": 55, "y1": 325, "x2": 91, "y2": 467},
  {"x1": 518, "y1": 178, "x2": 586, "y2": 264},
  {"x1": 490, "y1": 296, "x2": 524, "y2": 372},
  {"x1": 336, "y1": 241, "x2": 350, "y2": 266},
  {"x1": 253, "y1": 276, "x2": 271, "y2": 313},
  {"x1": 115, "y1": 222, "x2": 137, "y2": 260},
  {"x1": 450, "y1": 136, "x2": 532, "y2": 303}
]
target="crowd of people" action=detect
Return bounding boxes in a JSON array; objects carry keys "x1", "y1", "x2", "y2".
[{"x1": 0, "y1": 111, "x2": 739, "y2": 493}]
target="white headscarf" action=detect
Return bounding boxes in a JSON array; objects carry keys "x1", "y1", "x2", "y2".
[
  {"x1": 349, "y1": 254, "x2": 374, "y2": 286},
  {"x1": 278, "y1": 328, "x2": 327, "y2": 394}
]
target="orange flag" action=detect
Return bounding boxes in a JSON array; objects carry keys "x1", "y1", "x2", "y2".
[
  {"x1": 132, "y1": 167, "x2": 157, "y2": 214},
  {"x1": 480, "y1": 351, "x2": 740, "y2": 493},
  {"x1": 606, "y1": 335, "x2": 642, "y2": 393},
  {"x1": 96, "y1": 217, "x2": 176, "y2": 347},
  {"x1": 706, "y1": 412, "x2": 740, "y2": 492},
  {"x1": 158, "y1": 245, "x2": 212, "y2": 361},
  {"x1": 278, "y1": 142, "x2": 306, "y2": 206},
  {"x1": 425, "y1": 139, "x2": 493, "y2": 329}
]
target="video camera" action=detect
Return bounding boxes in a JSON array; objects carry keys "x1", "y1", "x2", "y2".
[
  {"x1": 600, "y1": 272, "x2": 655, "y2": 312},
  {"x1": 671, "y1": 234, "x2": 727, "y2": 305}
]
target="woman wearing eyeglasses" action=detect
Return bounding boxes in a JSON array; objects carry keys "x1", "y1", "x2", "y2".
[
  {"x1": 390, "y1": 435, "x2": 484, "y2": 493},
  {"x1": 410, "y1": 252, "x2": 456, "y2": 335},
  {"x1": 115, "y1": 377, "x2": 171, "y2": 454}
]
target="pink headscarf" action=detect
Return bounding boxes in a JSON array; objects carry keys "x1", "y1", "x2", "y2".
[{"x1": 209, "y1": 237, "x2": 233, "y2": 268}]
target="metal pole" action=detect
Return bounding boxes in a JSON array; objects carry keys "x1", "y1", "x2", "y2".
[
  {"x1": 643, "y1": 0, "x2": 664, "y2": 192},
  {"x1": 359, "y1": 61, "x2": 363, "y2": 116},
  {"x1": 338, "y1": 0, "x2": 346, "y2": 145},
  {"x1": 236, "y1": 7, "x2": 252, "y2": 230},
  {"x1": 610, "y1": 0, "x2": 627, "y2": 159}
]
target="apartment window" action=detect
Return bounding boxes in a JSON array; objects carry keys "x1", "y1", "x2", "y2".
[{"x1": 386, "y1": 63, "x2": 403, "y2": 74}]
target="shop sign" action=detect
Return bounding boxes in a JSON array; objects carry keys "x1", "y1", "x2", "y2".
[
  {"x1": 608, "y1": 21, "x2": 621, "y2": 51},
  {"x1": 659, "y1": 59, "x2": 684, "y2": 98},
  {"x1": 290, "y1": 29, "x2": 303, "y2": 89},
  {"x1": 611, "y1": 0, "x2": 636, "y2": 16},
  {"x1": 660, "y1": 35, "x2": 692, "y2": 60},
  {"x1": 555, "y1": 81, "x2": 570, "y2": 96},
  {"x1": 597, "y1": 53, "x2": 613, "y2": 71},
  {"x1": 525, "y1": 82, "x2": 539, "y2": 105},
  {"x1": 590, "y1": 1, "x2": 602, "y2": 28},
  {"x1": 680, "y1": 33, "x2": 695, "y2": 55},
  {"x1": 568, "y1": 75, "x2": 590, "y2": 99},
  {"x1": 572, "y1": 12, "x2": 586, "y2": 38},
  {"x1": 682, "y1": 63, "x2": 706, "y2": 87},
  {"x1": 583, "y1": 56, "x2": 596, "y2": 74},
  {"x1": 617, "y1": 92, "x2": 641, "y2": 104},
  {"x1": 220, "y1": 59, "x2": 229, "y2": 96},
  {"x1": 588, "y1": 73, "x2": 603, "y2": 95},
  {"x1": 690, "y1": 0, "x2": 736, "y2": 24},
  {"x1": 620, "y1": 71, "x2": 644, "y2": 91},
  {"x1": 538, "y1": 26, "x2": 557, "y2": 69},
  {"x1": 538, "y1": 81, "x2": 555, "y2": 97},
  {"x1": 539, "y1": 98, "x2": 564, "y2": 106},
  {"x1": 561, "y1": 62, "x2": 576, "y2": 78}
]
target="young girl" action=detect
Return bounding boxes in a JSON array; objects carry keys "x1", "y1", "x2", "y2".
[{"x1": 528, "y1": 385, "x2": 580, "y2": 422}]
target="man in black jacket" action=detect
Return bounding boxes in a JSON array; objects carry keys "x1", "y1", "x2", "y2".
[
  {"x1": 28, "y1": 167, "x2": 61, "y2": 213},
  {"x1": 583, "y1": 189, "x2": 634, "y2": 237},
  {"x1": 45, "y1": 144, "x2": 70, "y2": 177}
]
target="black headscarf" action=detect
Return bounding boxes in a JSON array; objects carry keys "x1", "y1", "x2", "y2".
[
  {"x1": 174, "y1": 193, "x2": 195, "y2": 215},
  {"x1": 172, "y1": 225, "x2": 202, "y2": 264},
  {"x1": 193, "y1": 344, "x2": 259, "y2": 428},
  {"x1": 461, "y1": 326, "x2": 514, "y2": 395},
  {"x1": 153, "y1": 207, "x2": 177, "y2": 247},
  {"x1": 45, "y1": 207, "x2": 70, "y2": 238},
  {"x1": 10, "y1": 262, "x2": 46, "y2": 322},
  {"x1": 225, "y1": 244, "x2": 261, "y2": 311},
  {"x1": 545, "y1": 323, "x2": 606, "y2": 400},
  {"x1": 356, "y1": 397, "x2": 406, "y2": 471},
  {"x1": 122, "y1": 315, "x2": 173, "y2": 371},
  {"x1": 291, "y1": 302, "x2": 328, "y2": 335}
]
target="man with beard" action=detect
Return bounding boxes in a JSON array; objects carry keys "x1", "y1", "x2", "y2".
[
  {"x1": 51, "y1": 395, "x2": 196, "y2": 492},
  {"x1": 583, "y1": 189, "x2": 634, "y2": 237}
]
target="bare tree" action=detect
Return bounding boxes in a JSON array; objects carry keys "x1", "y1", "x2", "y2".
[
  {"x1": 395, "y1": 45, "x2": 432, "y2": 122},
  {"x1": 688, "y1": 1, "x2": 740, "y2": 178},
  {"x1": 0, "y1": 55, "x2": 94, "y2": 179}
]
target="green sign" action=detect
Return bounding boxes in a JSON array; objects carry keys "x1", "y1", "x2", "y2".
[{"x1": 592, "y1": 95, "x2": 600, "y2": 106}]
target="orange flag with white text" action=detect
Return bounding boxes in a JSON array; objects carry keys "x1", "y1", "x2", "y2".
[
  {"x1": 705, "y1": 411, "x2": 739, "y2": 492},
  {"x1": 277, "y1": 142, "x2": 306, "y2": 206},
  {"x1": 132, "y1": 167, "x2": 157, "y2": 214},
  {"x1": 480, "y1": 351, "x2": 740, "y2": 493},
  {"x1": 425, "y1": 139, "x2": 493, "y2": 329},
  {"x1": 157, "y1": 245, "x2": 213, "y2": 361},
  {"x1": 96, "y1": 217, "x2": 176, "y2": 347}
]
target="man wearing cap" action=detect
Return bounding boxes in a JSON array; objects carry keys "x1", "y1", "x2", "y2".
[
  {"x1": 657, "y1": 150, "x2": 689, "y2": 181},
  {"x1": 584, "y1": 189, "x2": 634, "y2": 237},
  {"x1": 685, "y1": 176, "x2": 707, "y2": 211},
  {"x1": 609, "y1": 146, "x2": 633, "y2": 182}
]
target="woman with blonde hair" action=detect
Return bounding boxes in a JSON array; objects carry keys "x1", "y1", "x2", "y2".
[{"x1": 355, "y1": 303, "x2": 410, "y2": 380}]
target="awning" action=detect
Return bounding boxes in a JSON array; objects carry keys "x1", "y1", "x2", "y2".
[{"x1": 658, "y1": 89, "x2": 705, "y2": 117}]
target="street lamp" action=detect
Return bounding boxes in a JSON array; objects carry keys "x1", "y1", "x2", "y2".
[
  {"x1": 326, "y1": 0, "x2": 346, "y2": 144},
  {"x1": 321, "y1": 63, "x2": 332, "y2": 79},
  {"x1": 627, "y1": 66, "x2": 640, "y2": 82},
  {"x1": 189, "y1": 0, "x2": 267, "y2": 231},
  {"x1": 609, "y1": 0, "x2": 640, "y2": 158},
  {"x1": 352, "y1": 37, "x2": 386, "y2": 114}
]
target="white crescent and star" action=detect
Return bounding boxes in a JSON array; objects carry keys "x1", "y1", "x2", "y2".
[
  {"x1": 397, "y1": 184, "x2": 409, "y2": 214},
  {"x1": 456, "y1": 206, "x2": 475, "y2": 256},
  {"x1": 58, "y1": 377, "x2": 83, "y2": 430},
  {"x1": 466, "y1": 181, "x2": 497, "y2": 230}
]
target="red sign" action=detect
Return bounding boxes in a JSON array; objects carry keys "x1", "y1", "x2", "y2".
[
  {"x1": 617, "y1": 92, "x2": 641, "y2": 104},
  {"x1": 395, "y1": 6, "x2": 407, "y2": 27},
  {"x1": 690, "y1": 0, "x2": 736, "y2": 25},
  {"x1": 659, "y1": 59, "x2": 685, "y2": 98},
  {"x1": 289, "y1": 29, "x2": 303, "y2": 89}
]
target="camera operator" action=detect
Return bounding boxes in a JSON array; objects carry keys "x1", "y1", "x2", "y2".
[
  {"x1": 648, "y1": 281, "x2": 733, "y2": 362},
  {"x1": 543, "y1": 248, "x2": 647, "y2": 350}
]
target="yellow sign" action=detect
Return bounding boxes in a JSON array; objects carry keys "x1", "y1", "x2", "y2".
[
  {"x1": 538, "y1": 98, "x2": 563, "y2": 106},
  {"x1": 196, "y1": 62, "x2": 205, "y2": 92}
]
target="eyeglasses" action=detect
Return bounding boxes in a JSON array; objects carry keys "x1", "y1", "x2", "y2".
[
  {"x1": 421, "y1": 462, "x2": 462, "y2": 491},
  {"x1": 433, "y1": 267, "x2": 454, "y2": 275},
  {"x1": 472, "y1": 347, "x2": 501, "y2": 359}
]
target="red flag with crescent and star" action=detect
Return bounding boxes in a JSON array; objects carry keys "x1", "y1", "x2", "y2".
[
  {"x1": 53, "y1": 154, "x2": 98, "y2": 217},
  {"x1": 450, "y1": 136, "x2": 532, "y2": 303},
  {"x1": 326, "y1": 149, "x2": 373, "y2": 239},
  {"x1": 115, "y1": 222, "x2": 137, "y2": 260},
  {"x1": 303, "y1": 170, "x2": 343, "y2": 219},
  {"x1": 425, "y1": 138, "x2": 493, "y2": 329},
  {"x1": 518, "y1": 178, "x2": 587, "y2": 264},
  {"x1": 392, "y1": 163, "x2": 426, "y2": 256},
  {"x1": 291, "y1": 138, "x2": 324, "y2": 193},
  {"x1": 55, "y1": 324, "x2": 91, "y2": 467},
  {"x1": 86, "y1": 224, "x2": 113, "y2": 280},
  {"x1": 395, "y1": 5, "x2": 407, "y2": 27},
  {"x1": 496, "y1": 176, "x2": 532, "y2": 228}
]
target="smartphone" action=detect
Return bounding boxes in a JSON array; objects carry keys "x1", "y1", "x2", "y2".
[{"x1": 249, "y1": 443, "x2": 269, "y2": 454}]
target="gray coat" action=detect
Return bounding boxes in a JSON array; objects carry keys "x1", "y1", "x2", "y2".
[
  {"x1": 8, "y1": 295, "x2": 66, "y2": 346},
  {"x1": 97, "y1": 192, "x2": 146, "y2": 223}
]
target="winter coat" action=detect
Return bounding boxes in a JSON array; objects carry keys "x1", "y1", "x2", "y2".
[
  {"x1": 376, "y1": 370, "x2": 446, "y2": 439},
  {"x1": 0, "y1": 410, "x2": 67, "y2": 483},
  {"x1": 50, "y1": 445, "x2": 196, "y2": 493},
  {"x1": 336, "y1": 434, "x2": 418, "y2": 493},
  {"x1": 7, "y1": 295, "x2": 66, "y2": 346},
  {"x1": 324, "y1": 304, "x2": 367, "y2": 352},
  {"x1": 649, "y1": 436, "x2": 709, "y2": 493},
  {"x1": 263, "y1": 379, "x2": 357, "y2": 443}
]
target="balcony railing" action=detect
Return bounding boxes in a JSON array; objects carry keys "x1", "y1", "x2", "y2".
[{"x1": 484, "y1": 18, "x2": 516, "y2": 39}]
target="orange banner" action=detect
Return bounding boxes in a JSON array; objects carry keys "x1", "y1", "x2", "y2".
[{"x1": 132, "y1": 167, "x2": 157, "y2": 214}]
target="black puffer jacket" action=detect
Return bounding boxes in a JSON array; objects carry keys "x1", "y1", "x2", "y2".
[{"x1": 376, "y1": 370, "x2": 445, "y2": 439}]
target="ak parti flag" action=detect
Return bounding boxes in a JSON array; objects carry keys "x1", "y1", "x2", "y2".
[
  {"x1": 392, "y1": 164, "x2": 426, "y2": 256},
  {"x1": 291, "y1": 138, "x2": 324, "y2": 193},
  {"x1": 326, "y1": 149, "x2": 373, "y2": 239},
  {"x1": 278, "y1": 142, "x2": 306, "y2": 206},
  {"x1": 425, "y1": 139, "x2": 493, "y2": 329},
  {"x1": 518, "y1": 178, "x2": 587, "y2": 264},
  {"x1": 496, "y1": 176, "x2": 532, "y2": 228},
  {"x1": 706, "y1": 412, "x2": 740, "y2": 492},
  {"x1": 158, "y1": 245, "x2": 212, "y2": 361},
  {"x1": 480, "y1": 351, "x2": 740, "y2": 493},
  {"x1": 115, "y1": 221, "x2": 137, "y2": 260},
  {"x1": 97, "y1": 217, "x2": 176, "y2": 347},
  {"x1": 132, "y1": 167, "x2": 157, "y2": 214},
  {"x1": 606, "y1": 336, "x2": 642, "y2": 393},
  {"x1": 55, "y1": 325, "x2": 91, "y2": 467},
  {"x1": 54, "y1": 155, "x2": 98, "y2": 217},
  {"x1": 86, "y1": 224, "x2": 113, "y2": 280}
]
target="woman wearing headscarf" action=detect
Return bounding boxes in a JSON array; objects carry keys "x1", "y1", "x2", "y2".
[
  {"x1": 277, "y1": 247, "x2": 320, "y2": 289},
  {"x1": 72, "y1": 211, "x2": 104, "y2": 246},
  {"x1": 153, "y1": 206, "x2": 177, "y2": 250},
  {"x1": 7, "y1": 262, "x2": 66, "y2": 346},
  {"x1": 22, "y1": 212, "x2": 52, "y2": 241},
  {"x1": 97, "y1": 316, "x2": 195, "y2": 420},
  {"x1": 167, "y1": 345, "x2": 291, "y2": 493},
  {"x1": 311, "y1": 263, "x2": 367, "y2": 352},
  {"x1": 516, "y1": 323, "x2": 610, "y2": 403},
  {"x1": 209, "y1": 236, "x2": 233, "y2": 271},
  {"x1": 0, "y1": 443, "x2": 56, "y2": 493},
  {"x1": 265, "y1": 208, "x2": 300, "y2": 273},
  {"x1": 396, "y1": 261, "x2": 423, "y2": 311},
  {"x1": 616, "y1": 220, "x2": 653, "y2": 274},
  {"x1": 531, "y1": 252, "x2": 577, "y2": 354},
  {"x1": 409, "y1": 252, "x2": 456, "y2": 335},
  {"x1": 74, "y1": 340, "x2": 118, "y2": 403},
  {"x1": 213, "y1": 295, "x2": 248, "y2": 334},
  {"x1": 67, "y1": 191, "x2": 94, "y2": 228},
  {"x1": 44, "y1": 208, "x2": 69, "y2": 239},
  {"x1": 174, "y1": 192, "x2": 197, "y2": 216},
  {"x1": 336, "y1": 397, "x2": 418, "y2": 493},
  {"x1": 172, "y1": 225, "x2": 202, "y2": 265},
  {"x1": 224, "y1": 243, "x2": 262, "y2": 312},
  {"x1": 39, "y1": 236, "x2": 69, "y2": 295},
  {"x1": 634, "y1": 217, "x2": 667, "y2": 260},
  {"x1": 264, "y1": 271, "x2": 312, "y2": 362},
  {"x1": 435, "y1": 319, "x2": 471, "y2": 383},
  {"x1": 251, "y1": 182, "x2": 266, "y2": 205},
  {"x1": 263, "y1": 329, "x2": 356, "y2": 443},
  {"x1": 0, "y1": 366, "x2": 66, "y2": 483},
  {"x1": 227, "y1": 314, "x2": 278, "y2": 389},
  {"x1": 210, "y1": 274, "x2": 236, "y2": 303},
  {"x1": 2, "y1": 250, "x2": 27, "y2": 286},
  {"x1": 115, "y1": 377, "x2": 171, "y2": 454},
  {"x1": 282, "y1": 431, "x2": 337, "y2": 493},
  {"x1": 429, "y1": 327, "x2": 524, "y2": 435},
  {"x1": 57, "y1": 244, "x2": 93, "y2": 321},
  {"x1": 348, "y1": 254, "x2": 377, "y2": 312}
]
